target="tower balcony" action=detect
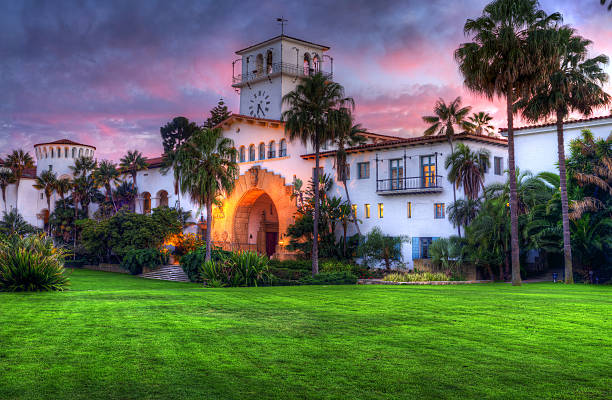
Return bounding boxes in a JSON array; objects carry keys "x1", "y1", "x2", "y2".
[{"x1": 232, "y1": 62, "x2": 332, "y2": 88}]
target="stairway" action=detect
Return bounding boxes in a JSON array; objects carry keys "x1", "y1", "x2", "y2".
[{"x1": 139, "y1": 266, "x2": 190, "y2": 282}]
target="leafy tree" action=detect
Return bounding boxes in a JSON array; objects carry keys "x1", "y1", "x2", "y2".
[
  {"x1": 32, "y1": 170, "x2": 58, "y2": 234},
  {"x1": 48, "y1": 198, "x2": 85, "y2": 244},
  {"x1": 204, "y1": 99, "x2": 231, "y2": 128},
  {"x1": 445, "y1": 142, "x2": 490, "y2": 201},
  {"x1": 4, "y1": 149, "x2": 34, "y2": 212},
  {"x1": 119, "y1": 150, "x2": 148, "y2": 211},
  {"x1": 357, "y1": 227, "x2": 405, "y2": 270},
  {"x1": 93, "y1": 160, "x2": 120, "y2": 212},
  {"x1": 282, "y1": 72, "x2": 354, "y2": 276},
  {"x1": 455, "y1": 0, "x2": 561, "y2": 285},
  {"x1": 176, "y1": 128, "x2": 238, "y2": 262},
  {"x1": 465, "y1": 111, "x2": 495, "y2": 136},
  {"x1": 160, "y1": 116, "x2": 199, "y2": 155},
  {"x1": 569, "y1": 214, "x2": 612, "y2": 280},
  {"x1": 0, "y1": 168, "x2": 15, "y2": 213},
  {"x1": 517, "y1": 27, "x2": 610, "y2": 283}
]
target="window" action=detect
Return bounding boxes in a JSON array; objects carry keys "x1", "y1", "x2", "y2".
[
  {"x1": 48, "y1": 165, "x2": 53, "y2": 171},
  {"x1": 351, "y1": 204, "x2": 357, "y2": 218},
  {"x1": 303, "y1": 53, "x2": 311, "y2": 75},
  {"x1": 364, "y1": 204, "x2": 371, "y2": 219},
  {"x1": 279, "y1": 139, "x2": 287, "y2": 157},
  {"x1": 480, "y1": 154, "x2": 489, "y2": 173},
  {"x1": 158, "y1": 191, "x2": 169, "y2": 207},
  {"x1": 434, "y1": 203, "x2": 445, "y2": 219},
  {"x1": 79, "y1": 148, "x2": 83, "y2": 157},
  {"x1": 266, "y1": 50, "x2": 273, "y2": 74},
  {"x1": 268, "y1": 141, "x2": 276, "y2": 158},
  {"x1": 357, "y1": 162, "x2": 370, "y2": 179},
  {"x1": 249, "y1": 145, "x2": 255, "y2": 162},
  {"x1": 407, "y1": 202, "x2": 412, "y2": 218},
  {"x1": 259, "y1": 143, "x2": 266, "y2": 160},
  {"x1": 390, "y1": 159, "x2": 403, "y2": 189},
  {"x1": 338, "y1": 163, "x2": 350, "y2": 181},
  {"x1": 494, "y1": 156, "x2": 503, "y2": 175},
  {"x1": 421, "y1": 155, "x2": 436, "y2": 187},
  {"x1": 57, "y1": 148, "x2": 61, "y2": 158},
  {"x1": 239, "y1": 146, "x2": 246, "y2": 162},
  {"x1": 413, "y1": 237, "x2": 434, "y2": 259},
  {"x1": 378, "y1": 203, "x2": 384, "y2": 218},
  {"x1": 65, "y1": 148, "x2": 68, "y2": 158},
  {"x1": 255, "y1": 53, "x2": 264, "y2": 75},
  {"x1": 72, "y1": 148, "x2": 76, "y2": 158},
  {"x1": 50, "y1": 148, "x2": 54, "y2": 158},
  {"x1": 142, "y1": 192, "x2": 151, "y2": 214}
]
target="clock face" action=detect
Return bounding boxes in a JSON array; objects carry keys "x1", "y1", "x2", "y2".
[{"x1": 248, "y1": 90, "x2": 270, "y2": 118}]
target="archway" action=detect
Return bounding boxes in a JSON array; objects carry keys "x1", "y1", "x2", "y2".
[{"x1": 233, "y1": 190, "x2": 279, "y2": 256}]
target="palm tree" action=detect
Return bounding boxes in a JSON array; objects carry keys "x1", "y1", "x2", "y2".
[
  {"x1": 5, "y1": 149, "x2": 34, "y2": 212},
  {"x1": 176, "y1": 128, "x2": 238, "y2": 262},
  {"x1": 113, "y1": 180, "x2": 137, "y2": 210},
  {"x1": 454, "y1": 0, "x2": 561, "y2": 285},
  {"x1": 33, "y1": 170, "x2": 58, "y2": 234},
  {"x1": 93, "y1": 160, "x2": 120, "y2": 212},
  {"x1": 70, "y1": 155, "x2": 97, "y2": 178},
  {"x1": 602, "y1": 0, "x2": 612, "y2": 11},
  {"x1": 55, "y1": 177, "x2": 72, "y2": 208},
  {"x1": 517, "y1": 27, "x2": 610, "y2": 284},
  {"x1": 327, "y1": 107, "x2": 366, "y2": 235},
  {"x1": 119, "y1": 150, "x2": 148, "y2": 211},
  {"x1": 445, "y1": 142, "x2": 491, "y2": 201},
  {"x1": 0, "y1": 168, "x2": 15, "y2": 213},
  {"x1": 282, "y1": 72, "x2": 353, "y2": 276},
  {"x1": 465, "y1": 112, "x2": 495, "y2": 136},
  {"x1": 448, "y1": 198, "x2": 482, "y2": 232},
  {"x1": 423, "y1": 96, "x2": 472, "y2": 235}
]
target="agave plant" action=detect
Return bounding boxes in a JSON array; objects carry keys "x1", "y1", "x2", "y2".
[{"x1": 0, "y1": 234, "x2": 70, "y2": 292}]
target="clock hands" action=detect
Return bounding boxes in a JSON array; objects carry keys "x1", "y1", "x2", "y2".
[{"x1": 257, "y1": 103, "x2": 264, "y2": 117}]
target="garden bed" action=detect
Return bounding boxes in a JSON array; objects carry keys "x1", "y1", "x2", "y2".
[{"x1": 358, "y1": 279, "x2": 493, "y2": 285}]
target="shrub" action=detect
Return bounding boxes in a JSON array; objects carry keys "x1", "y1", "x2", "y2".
[
  {"x1": 180, "y1": 246, "x2": 232, "y2": 282},
  {"x1": 383, "y1": 271, "x2": 449, "y2": 282},
  {"x1": 201, "y1": 251, "x2": 272, "y2": 287},
  {"x1": 320, "y1": 260, "x2": 355, "y2": 273},
  {"x1": 268, "y1": 259, "x2": 312, "y2": 271},
  {"x1": 165, "y1": 233, "x2": 204, "y2": 259},
  {"x1": 298, "y1": 271, "x2": 357, "y2": 285},
  {"x1": 269, "y1": 267, "x2": 308, "y2": 281},
  {"x1": 357, "y1": 227, "x2": 406, "y2": 269},
  {"x1": 0, "y1": 234, "x2": 70, "y2": 292},
  {"x1": 120, "y1": 248, "x2": 166, "y2": 275}
]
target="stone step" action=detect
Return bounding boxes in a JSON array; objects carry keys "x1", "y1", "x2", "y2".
[{"x1": 139, "y1": 266, "x2": 190, "y2": 282}]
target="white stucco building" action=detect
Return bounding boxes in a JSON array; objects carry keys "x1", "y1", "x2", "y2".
[{"x1": 2, "y1": 34, "x2": 514, "y2": 267}]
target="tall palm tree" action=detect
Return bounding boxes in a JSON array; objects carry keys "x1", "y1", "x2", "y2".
[
  {"x1": 93, "y1": 160, "x2": 120, "y2": 212},
  {"x1": 113, "y1": 180, "x2": 137, "y2": 210},
  {"x1": 423, "y1": 96, "x2": 472, "y2": 235},
  {"x1": 282, "y1": 72, "x2": 353, "y2": 276},
  {"x1": 448, "y1": 198, "x2": 482, "y2": 232},
  {"x1": 445, "y1": 142, "x2": 491, "y2": 201},
  {"x1": 119, "y1": 150, "x2": 148, "y2": 211},
  {"x1": 176, "y1": 128, "x2": 238, "y2": 262},
  {"x1": 0, "y1": 168, "x2": 15, "y2": 213},
  {"x1": 5, "y1": 149, "x2": 34, "y2": 212},
  {"x1": 465, "y1": 112, "x2": 495, "y2": 136},
  {"x1": 70, "y1": 155, "x2": 97, "y2": 178},
  {"x1": 454, "y1": 0, "x2": 561, "y2": 285},
  {"x1": 327, "y1": 107, "x2": 366, "y2": 235},
  {"x1": 33, "y1": 170, "x2": 58, "y2": 234},
  {"x1": 55, "y1": 177, "x2": 72, "y2": 208},
  {"x1": 517, "y1": 27, "x2": 610, "y2": 284}
]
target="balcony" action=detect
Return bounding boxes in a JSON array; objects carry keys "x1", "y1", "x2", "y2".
[
  {"x1": 376, "y1": 176, "x2": 443, "y2": 195},
  {"x1": 232, "y1": 62, "x2": 332, "y2": 87}
]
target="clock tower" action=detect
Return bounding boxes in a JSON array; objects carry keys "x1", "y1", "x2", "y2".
[{"x1": 232, "y1": 35, "x2": 332, "y2": 120}]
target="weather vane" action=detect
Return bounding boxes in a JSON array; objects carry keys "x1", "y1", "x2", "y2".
[{"x1": 277, "y1": 17, "x2": 288, "y2": 35}]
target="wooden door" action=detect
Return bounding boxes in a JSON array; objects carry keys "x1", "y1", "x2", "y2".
[{"x1": 265, "y1": 232, "x2": 278, "y2": 257}]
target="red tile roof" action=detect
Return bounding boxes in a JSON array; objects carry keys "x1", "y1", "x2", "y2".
[
  {"x1": 499, "y1": 114, "x2": 612, "y2": 133},
  {"x1": 300, "y1": 132, "x2": 508, "y2": 159},
  {"x1": 145, "y1": 156, "x2": 165, "y2": 168},
  {"x1": 33, "y1": 138, "x2": 96, "y2": 149}
]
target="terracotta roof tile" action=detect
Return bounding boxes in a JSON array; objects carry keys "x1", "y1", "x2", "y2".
[
  {"x1": 499, "y1": 114, "x2": 612, "y2": 133},
  {"x1": 34, "y1": 138, "x2": 96, "y2": 149}
]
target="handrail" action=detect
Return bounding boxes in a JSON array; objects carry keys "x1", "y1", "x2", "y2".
[
  {"x1": 233, "y1": 62, "x2": 332, "y2": 84},
  {"x1": 376, "y1": 175, "x2": 443, "y2": 192}
]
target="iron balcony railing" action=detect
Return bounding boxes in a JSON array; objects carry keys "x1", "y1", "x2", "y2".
[
  {"x1": 376, "y1": 175, "x2": 443, "y2": 192},
  {"x1": 232, "y1": 62, "x2": 332, "y2": 85}
]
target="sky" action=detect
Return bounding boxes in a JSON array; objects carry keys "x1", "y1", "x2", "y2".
[{"x1": 1, "y1": 0, "x2": 611, "y2": 161}]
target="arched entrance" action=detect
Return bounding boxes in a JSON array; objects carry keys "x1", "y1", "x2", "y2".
[
  {"x1": 233, "y1": 190, "x2": 279, "y2": 257},
  {"x1": 211, "y1": 166, "x2": 298, "y2": 259}
]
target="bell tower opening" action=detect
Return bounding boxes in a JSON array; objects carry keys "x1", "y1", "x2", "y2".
[{"x1": 233, "y1": 189, "x2": 279, "y2": 257}]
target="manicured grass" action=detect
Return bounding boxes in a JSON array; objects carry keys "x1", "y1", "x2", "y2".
[{"x1": 1, "y1": 269, "x2": 610, "y2": 399}]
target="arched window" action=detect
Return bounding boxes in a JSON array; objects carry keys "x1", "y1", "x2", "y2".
[
  {"x1": 50, "y1": 148, "x2": 54, "y2": 158},
  {"x1": 65, "y1": 148, "x2": 69, "y2": 158},
  {"x1": 157, "y1": 190, "x2": 169, "y2": 207},
  {"x1": 303, "y1": 53, "x2": 311, "y2": 75},
  {"x1": 44, "y1": 148, "x2": 48, "y2": 158},
  {"x1": 266, "y1": 50, "x2": 273, "y2": 74},
  {"x1": 72, "y1": 148, "x2": 76, "y2": 158},
  {"x1": 279, "y1": 139, "x2": 287, "y2": 157},
  {"x1": 239, "y1": 146, "x2": 246, "y2": 162},
  {"x1": 142, "y1": 192, "x2": 151, "y2": 214},
  {"x1": 78, "y1": 148, "x2": 83, "y2": 157},
  {"x1": 268, "y1": 141, "x2": 276, "y2": 158},
  {"x1": 259, "y1": 142, "x2": 266, "y2": 160},
  {"x1": 312, "y1": 54, "x2": 320, "y2": 72},
  {"x1": 249, "y1": 144, "x2": 255, "y2": 161},
  {"x1": 56, "y1": 148, "x2": 61, "y2": 158},
  {"x1": 255, "y1": 53, "x2": 264, "y2": 76}
]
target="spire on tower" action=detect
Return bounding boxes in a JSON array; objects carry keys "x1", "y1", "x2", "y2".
[{"x1": 276, "y1": 17, "x2": 288, "y2": 35}]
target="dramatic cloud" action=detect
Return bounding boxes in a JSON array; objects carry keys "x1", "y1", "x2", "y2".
[{"x1": 1, "y1": 0, "x2": 610, "y2": 160}]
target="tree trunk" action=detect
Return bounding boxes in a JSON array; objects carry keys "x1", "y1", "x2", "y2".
[
  {"x1": 132, "y1": 172, "x2": 138, "y2": 212},
  {"x1": 506, "y1": 89, "x2": 522, "y2": 286},
  {"x1": 556, "y1": 111, "x2": 573, "y2": 284},
  {"x1": 312, "y1": 139, "x2": 320, "y2": 277},
  {"x1": 46, "y1": 195, "x2": 51, "y2": 235},
  {"x1": 205, "y1": 198, "x2": 213, "y2": 262},
  {"x1": 486, "y1": 264, "x2": 494, "y2": 281},
  {"x1": 447, "y1": 138, "x2": 460, "y2": 237},
  {"x1": 14, "y1": 178, "x2": 20, "y2": 212},
  {"x1": 2, "y1": 188, "x2": 6, "y2": 213}
]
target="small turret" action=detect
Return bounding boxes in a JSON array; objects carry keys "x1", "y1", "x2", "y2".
[{"x1": 33, "y1": 139, "x2": 96, "y2": 177}]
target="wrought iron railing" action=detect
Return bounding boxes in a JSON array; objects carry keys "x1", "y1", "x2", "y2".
[
  {"x1": 376, "y1": 175, "x2": 443, "y2": 192},
  {"x1": 233, "y1": 62, "x2": 332, "y2": 85}
]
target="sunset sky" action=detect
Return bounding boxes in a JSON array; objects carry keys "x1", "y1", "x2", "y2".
[{"x1": 1, "y1": 0, "x2": 611, "y2": 161}]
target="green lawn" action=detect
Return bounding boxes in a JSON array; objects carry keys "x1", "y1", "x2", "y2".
[{"x1": 1, "y1": 269, "x2": 610, "y2": 399}]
